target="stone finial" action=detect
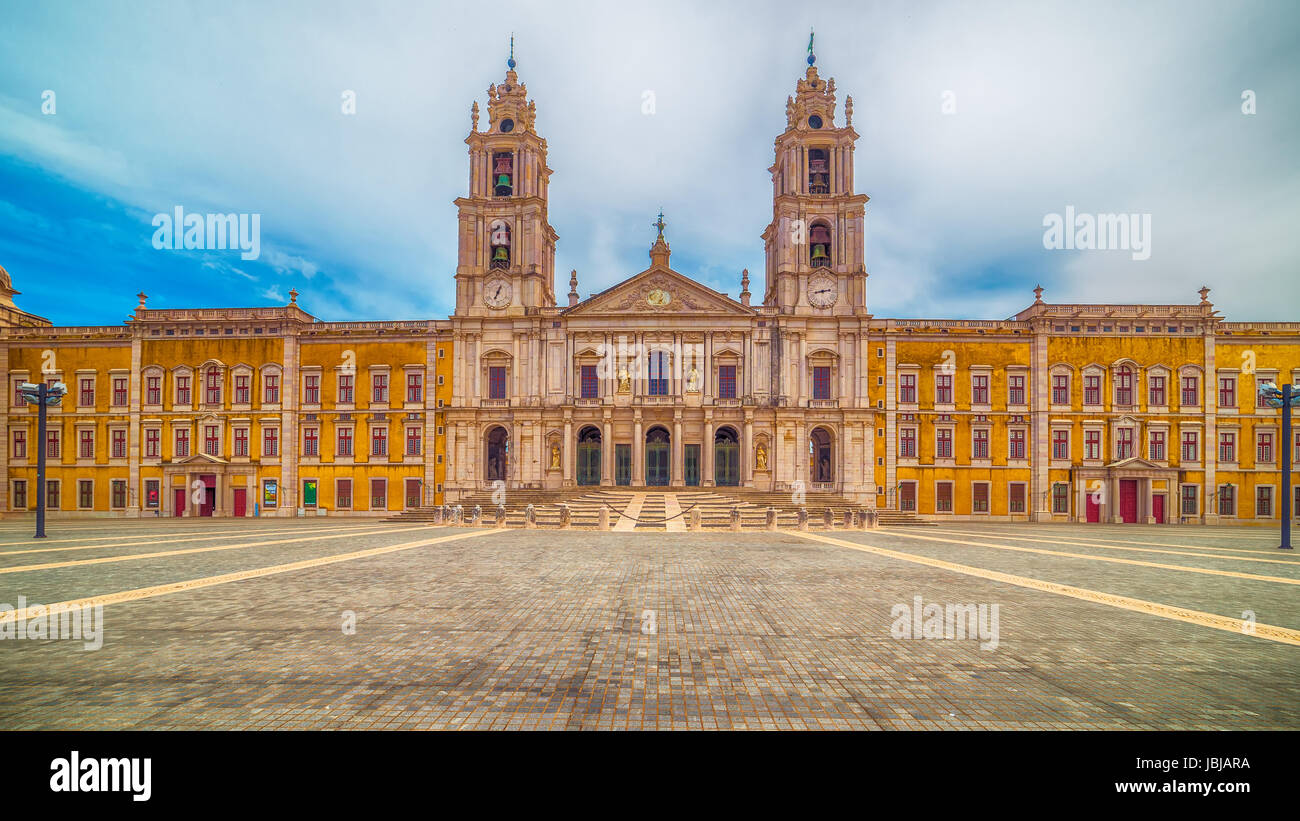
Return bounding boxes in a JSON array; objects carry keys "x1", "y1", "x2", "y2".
[
  {"x1": 740, "y1": 268, "x2": 751, "y2": 307},
  {"x1": 136, "y1": 291, "x2": 148, "y2": 311},
  {"x1": 845, "y1": 95, "x2": 853, "y2": 126},
  {"x1": 470, "y1": 101, "x2": 479, "y2": 132},
  {"x1": 1199, "y1": 285, "x2": 1212, "y2": 306},
  {"x1": 288, "y1": 288, "x2": 299, "y2": 305},
  {"x1": 1033, "y1": 284, "x2": 1044, "y2": 305},
  {"x1": 568, "y1": 269, "x2": 579, "y2": 307}
]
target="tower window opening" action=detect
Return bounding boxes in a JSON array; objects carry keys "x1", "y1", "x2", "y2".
[
  {"x1": 489, "y1": 219, "x2": 511, "y2": 270},
  {"x1": 808, "y1": 148, "x2": 829, "y2": 194},
  {"x1": 810, "y1": 222, "x2": 832, "y2": 268},
  {"x1": 492, "y1": 152, "x2": 514, "y2": 196}
]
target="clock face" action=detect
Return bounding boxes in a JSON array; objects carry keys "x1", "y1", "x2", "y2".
[
  {"x1": 483, "y1": 277, "x2": 511, "y2": 309},
  {"x1": 647, "y1": 288, "x2": 671, "y2": 307},
  {"x1": 807, "y1": 274, "x2": 837, "y2": 308}
]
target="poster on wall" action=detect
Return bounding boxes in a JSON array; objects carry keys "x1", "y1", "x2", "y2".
[{"x1": 263, "y1": 479, "x2": 278, "y2": 508}]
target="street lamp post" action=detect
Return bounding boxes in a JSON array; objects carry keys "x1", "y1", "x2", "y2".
[
  {"x1": 18, "y1": 381, "x2": 67, "y2": 539},
  {"x1": 1258, "y1": 381, "x2": 1294, "y2": 550}
]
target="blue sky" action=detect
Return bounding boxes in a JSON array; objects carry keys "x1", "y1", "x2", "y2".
[{"x1": 1, "y1": 0, "x2": 1297, "y2": 326}]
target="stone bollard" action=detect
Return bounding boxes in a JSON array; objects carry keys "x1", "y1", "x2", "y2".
[
  {"x1": 524, "y1": 503, "x2": 536, "y2": 528},
  {"x1": 495, "y1": 504, "x2": 506, "y2": 528},
  {"x1": 766, "y1": 507, "x2": 777, "y2": 531},
  {"x1": 454, "y1": 504, "x2": 464, "y2": 524},
  {"x1": 843, "y1": 509, "x2": 854, "y2": 530},
  {"x1": 730, "y1": 506, "x2": 742, "y2": 532},
  {"x1": 559, "y1": 504, "x2": 571, "y2": 530},
  {"x1": 688, "y1": 508, "x2": 701, "y2": 531},
  {"x1": 823, "y1": 508, "x2": 835, "y2": 529},
  {"x1": 797, "y1": 507, "x2": 809, "y2": 532},
  {"x1": 598, "y1": 506, "x2": 610, "y2": 531},
  {"x1": 867, "y1": 509, "x2": 879, "y2": 529},
  {"x1": 471, "y1": 504, "x2": 482, "y2": 526},
  {"x1": 432, "y1": 506, "x2": 443, "y2": 525}
]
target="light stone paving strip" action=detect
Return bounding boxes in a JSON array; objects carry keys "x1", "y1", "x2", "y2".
[{"x1": 926, "y1": 527, "x2": 1300, "y2": 565}]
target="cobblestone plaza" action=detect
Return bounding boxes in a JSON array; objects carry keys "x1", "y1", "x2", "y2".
[{"x1": 0, "y1": 518, "x2": 1294, "y2": 730}]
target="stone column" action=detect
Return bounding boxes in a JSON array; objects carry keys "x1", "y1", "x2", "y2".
[
  {"x1": 563, "y1": 416, "x2": 573, "y2": 485},
  {"x1": 702, "y1": 415, "x2": 714, "y2": 487},
  {"x1": 632, "y1": 413, "x2": 644, "y2": 487},
  {"x1": 602, "y1": 415, "x2": 613, "y2": 486},
  {"x1": 743, "y1": 414, "x2": 754, "y2": 488}
]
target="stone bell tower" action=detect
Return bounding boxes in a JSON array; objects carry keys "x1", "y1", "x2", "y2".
[
  {"x1": 761, "y1": 33, "x2": 869, "y2": 315},
  {"x1": 453, "y1": 39, "x2": 558, "y2": 317}
]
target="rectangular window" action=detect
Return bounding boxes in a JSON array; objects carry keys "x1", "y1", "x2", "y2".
[
  {"x1": 1007, "y1": 374, "x2": 1025, "y2": 405},
  {"x1": 372, "y1": 373, "x2": 388, "y2": 403},
  {"x1": 371, "y1": 426, "x2": 387, "y2": 457},
  {"x1": 581, "y1": 364, "x2": 599, "y2": 399},
  {"x1": 79, "y1": 377, "x2": 95, "y2": 407},
  {"x1": 1258, "y1": 432, "x2": 1274, "y2": 463},
  {"x1": 46, "y1": 480, "x2": 60, "y2": 509},
  {"x1": 1052, "y1": 374, "x2": 1069, "y2": 405},
  {"x1": 338, "y1": 374, "x2": 354, "y2": 403},
  {"x1": 263, "y1": 427, "x2": 278, "y2": 457},
  {"x1": 111, "y1": 480, "x2": 126, "y2": 509},
  {"x1": 1181, "y1": 431, "x2": 1198, "y2": 462},
  {"x1": 899, "y1": 374, "x2": 916, "y2": 403},
  {"x1": 1052, "y1": 483, "x2": 1069, "y2": 514},
  {"x1": 46, "y1": 430, "x2": 61, "y2": 459},
  {"x1": 813, "y1": 366, "x2": 831, "y2": 400},
  {"x1": 370, "y1": 478, "x2": 386, "y2": 510},
  {"x1": 264, "y1": 374, "x2": 279, "y2": 404},
  {"x1": 1219, "y1": 431, "x2": 1236, "y2": 463},
  {"x1": 145, "y1": 479, "x2": 160, "y2": 509},
  {"x1": 113, "y1": 377, "x2": 128, "y2": 406},
  {"x1": 1181, "y1": 375, "x2": 1198, "y2": 407},
  {"x1": 79, "y1": 429, "x2": 95, "y2": 459},
  {"x1": 1085, "y1": 429, "x2": 1101, "y2": 461},
  {"x1": 973, "y1": 428, "x2": 990, "y2": 459},
  {"x1": 1148, "y1": 430, "x2": 1165, "y2": 461},
  {"x1": 1084, "y1": 374, "x2": 1101, "y2": 406},
  {"x1": 971, "y1": 375, "x2": 989, "y2": 405},
  {"x1": 935, "y1": 482, "x2": 953, "y2": 512},
  {"x1": 972, "y1": 483, "x2": 989, "y2": 513},
  {"x1": 13, "y1": 480, "x2": 26, "y2": 510},
  {"x1": 1256, "y1": 486, "x2": 1273, "y2": 517},
  {"x1": 336, "y1": 479, "x2": 353, "y2": 509},
  {"x1": 145, "y1": 428, "x2": 160, "y2": 458},
  {"x1": 1219, "y1": 377, "x2": 1235, "y2": 409},
  {"x1": 935, "y1": 374, "x2": 952, "y2": 404},
  {"x1": 12, "y1": 430, "x2": 25, "y2": 459},
  {"x1": 1148, "y1": 375, "x2": 1166, "y2": 406},
  {"x1": 899, "y1": 428, "x2": 916, "y2": 458},
  {"x1": 406, "y1": 426, "x2": 421, "y2": 456},
  {"x1": 175, "y1": 429, "x2": 190, "y2": 458},
  {"x1": 1052, "y1": 430, "x2": 1069, "y2": 460},
  {"x1": 1218, "y1": 485, "x2": 1235, "y2": 516},
  {"x1": 233, "y1": 428, "x2": 248, "y2": 457},
  {"x1": 235, "y1": 374, "x2": 250, "y2": 404},
  {"x1": 406, "y1": 373, "x2": 423, "y2": 403},
  {"x1": 204, "y1": 425, "x2": 219, "y2": 456},
  {"x1": 146, "y1": 376, "x2": 161, "y2": 405},
  {"x1": 205, "y1": 369, "x2": 222, "y2": 405},
  {"x1": 1116, "y1": 428, "x2": 1134, "y2": 460},
  {"x1": 1009, "y1": 483, "x2": 1027, "y2": 513},
  {"x1": 303, "y1": 427, "x2": 319, "y2": 457},
  {"x1": 1115, "y1": 370, "x2": 1133, "y2": 406},
  {"x1": 338, "y1": 428, "x2": 353, "y2": 457},
  {"x1": 1181, "y1": 485, "x2": 1198, "y2": 516},
  {"x1": 112, "y1": 429, "x2": 127, "y2": 459},
  {"x1": 176, "y1": 376, "x2": 191, "y2": 405},
  {"x1": 304, "y1": 374, "x2": 320, "y2": 404},
  {"x1": 647, "y1": 352, "x2": 670, "y2": 396},
  {"x1": 78, "y1": 480, "x2": 93, "y2": 509},
  {"x1": 718, "y1": 365, "x2": 737, "y2": 399},
  {"x1": 1009, "y1": 429, "x2": 1026, "y2": 460},
  {"x1": 936, "y1": 429, "x2": 953, "y2": 459},
  {"x1": 488, "y1": 367, "x2": 506, "y2": 400}
]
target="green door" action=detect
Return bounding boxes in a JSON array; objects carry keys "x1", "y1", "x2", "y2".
[
  {"x1": 646, "y1": 443, "x2": 670, "y2": 485},
  {"x1": 684, "y1": 444, "x2": 700, "y2": 486},
  {"x1": 615, "y1": 444, "x2": 632, "y2": 486},
  {"x1": 577, "y1": 442, "x2": 601, "y2": 485},
  {"x1": 715, "y1": 441, "x2": 739, "y2": 486},
  {"x1": 303, "y1": 479, "x2": 318, "y2": 507}
]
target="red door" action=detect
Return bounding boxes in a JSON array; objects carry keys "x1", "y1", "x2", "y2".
[
  {"x1": 1085, "y1": 491, "x2": 1100, "y2": 522},
  {"x1": 1120, "y1": 480, "x2": 1139, "y2": 523},
  {"x1": 232, "y1": 488, "x2": 247, "y2": 518},
  {"x1": 1152, "y1": 494, "x2": 1165, "y2": 524},
  {"x1": 174, "y1": 488, "x2": 187, "y2": 517}
]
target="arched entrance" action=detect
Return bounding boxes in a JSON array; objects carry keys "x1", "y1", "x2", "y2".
[
  {"x1": 486, "y1": 426, "x2": 509, "y2": 481},
  {"x1": 810, "y1": 427, "x2": 833, "y2": 483},
  {"x1": 577, "y1": 426, "x2": 601, "y2": 486},
  {"x1": 645, "y1": 426, "x2": 670, "y2": 486},
  {"x1": 714, "y1": 426, "x2": 740, "y2": 486}
]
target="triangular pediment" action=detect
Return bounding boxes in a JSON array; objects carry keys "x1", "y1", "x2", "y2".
[
  {"x1": 171, "y1": 452, "x2": 228, "y2": 466},
  {"x1": 564, "y1": 267, "x2": 753, "y2": 317},
  {"x1": 1104, "y1": 456, "x2": 1168, "y2": 471}
]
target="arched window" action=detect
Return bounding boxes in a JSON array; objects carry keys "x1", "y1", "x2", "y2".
[
  {"x1": 489, "y1": 220, "x2": 511, "y2": 270},
  {"x1": 485, "y1": 426, "x2": 509, "y2": 481},
  {"x1": 492, "y1": 152, "x2": 513, "y2": 196},
  {"x1": 810, "y1": 427, "x2": 834, "y2": 482},
  {"x1": 810, "y1": 222, "x2": 832, "y2": 268},
  {"x1": 808, "y1": 148, "x2": 829, "y2": 194}
]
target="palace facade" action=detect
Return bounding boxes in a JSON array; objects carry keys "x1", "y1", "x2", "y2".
[{"x1": 1, "y1": 52, "x2": 1297, "y2": 524}]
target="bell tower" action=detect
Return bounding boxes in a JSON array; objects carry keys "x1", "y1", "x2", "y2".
[
  {"x1": 761, "y1": 33, "x2": 869, "y2": 315},
  {"x1": 453, "y1": 39, "x2": 558, "y2": 316}
]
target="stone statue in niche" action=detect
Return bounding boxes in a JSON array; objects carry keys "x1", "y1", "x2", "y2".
[
  {"x1": 685, "y1": 365, "x2": 701, "y2": 393},
  {"x1": 755, "y1": 442, "x2": 768, "y2": 471},
  {"x1": 617, "y1": 365, "x2": 631, "y2": 393},
  {"x1": 550, "y1": 443, "x2": 561, "y2": 470}
]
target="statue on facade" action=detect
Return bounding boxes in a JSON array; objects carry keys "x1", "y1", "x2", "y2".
[
  {"x1": 685, "y1": 365, "x2": 701, "y2": 393},
  {"x1": 550, "y1": 443, "x2": 561, "y2": 470},
  {"x1": 617, "y1": 365, "x2": 631, "y2": 393},
  {"x1": 755, "y1": 442, "x2": 768, "y2": 471}
]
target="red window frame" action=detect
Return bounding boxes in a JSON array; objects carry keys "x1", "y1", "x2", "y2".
[
  {"x1": 581, "y1": 364, "x2": 599, "y2": 399},
  {"x1": 145, "y1": 428, "x2": 160, "y2": 458}
]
